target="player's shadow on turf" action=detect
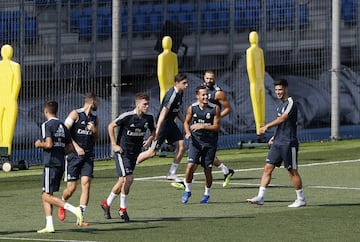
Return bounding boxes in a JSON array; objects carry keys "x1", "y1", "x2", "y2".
[
  {"x1": 92, "y1": 215, "x2": 256, "y2": 225},
  {"x1": 0, "y1": 195, "x2": 15, "y2": 198},
  {"x1": 0, "y1": 225, "x2": 163, "y2": 235},
  {"x1": 0, "y1": 230, "x2": 38, "y2": 235},
  {"x1": 257, "y1": 199, "x2": 294, "y2": 204},
  {"x1": 132, "y1": 215, "x2": 256, "y2": 223},
  {"x1": 318, "y1": 203, "x2": 360, "y2": 207},
  {"x1": 222, "y1": 184, "x2": 293, "y2": 191},
  {"x1": 214, "y1": 176, "x2": 259, "y2": 181},
  {"x1": 65, "y1": 226, "x2": 162, "y2": 233}
]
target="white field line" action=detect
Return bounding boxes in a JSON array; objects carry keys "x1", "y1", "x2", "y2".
[
  {"x1": 309, "y1": 185, "x2": 360, "y2": 190},
  {"x1": 135, "y1": 159, "x2": 360, "y2": 190}
]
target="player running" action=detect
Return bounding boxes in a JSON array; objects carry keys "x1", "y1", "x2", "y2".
[
  {"x1": 100, "y1": 93, "x2": 156, "y2": 222},
  {"x1": 172, "y1": 70, "x2": 235, "y2": 190}
]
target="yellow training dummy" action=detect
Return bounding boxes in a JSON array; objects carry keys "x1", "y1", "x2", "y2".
[
  {"x1": 157, "y1": 36, "x2": 178, "y2": 102},
  {"x1": 246, "y1": 31, "x2": 265, "y2": 142},
  {"x1": 0, "y1": 44, "x2": 21, "y2": 155}
]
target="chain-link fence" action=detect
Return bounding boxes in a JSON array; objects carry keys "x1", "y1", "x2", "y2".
[{"x1": 1, "y1": 0, "x2": 359, "y2": 165}]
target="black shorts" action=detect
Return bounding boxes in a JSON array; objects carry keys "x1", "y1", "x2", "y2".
[
  {"x1": 114, "y1": 152, "x2": 136, "y2": 177},
  {"x1": 187, "y1": 141, "x2": 216, "y2": 169},
  {"x1": 153, "y1": 121, "x2": 183, "y2": 150},
  {"x1": 65, "y1": 152, "x2": 94, "y2": 181},
  {"x1": 42, "y1": 166, "x2": 64, "y2": 193},
  {"x1": 266, "y1": 143, "x2": 298, "y2": 170}
]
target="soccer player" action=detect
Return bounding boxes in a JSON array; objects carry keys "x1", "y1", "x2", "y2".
[
  {"x1": 100, "y1": 93, "x2": 156, "y2": 222},
  {"x1": 136, "y1": 73, "x2": 188, "y2": 180},
  {"x1": 181, "y1": 85, "x2": 221, "y2": 204},
  {"x1": 35, "y1": 101, "x2": 83, "y2": 233},
  {"x1": 58, "y1": 92, "x2": 99, "y2": 226},
  {"x1": 172, "y1": 70, "x2": 234, "y2": 190},
  {"x1": 246, "y1": 79, "x2": 307, "y2": 207}
]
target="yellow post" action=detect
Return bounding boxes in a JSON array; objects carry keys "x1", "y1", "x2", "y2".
[
  {"x1": 0, "y1": 44, "x2": 21, "y2": 155},
  {"x1": 157, "y1": 36, "x2": 178, "y2": 103},
  {"x1": 246, "y1": 31, "x2": 266, "y2": 142}
]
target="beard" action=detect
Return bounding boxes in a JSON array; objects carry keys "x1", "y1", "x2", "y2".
[{"x1": 206, "y1": 82, "x2": 214, "y2": 88}]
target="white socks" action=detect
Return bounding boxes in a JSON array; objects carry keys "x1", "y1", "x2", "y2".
[
  {"x1": 64, "y1": 202, "x2": 77, "y2": 214},
  {"x1": 80, "y1": 205, "x2": 87, "y2": 216},
  {"x1": 218, "y1": 163, "x2": 229, "y2": 175},
  {"x1": 45, "y1": 216, "x2": 54, "y2": 228},
  {"x1": 106, "y1": 192, "x2": 128, "y2": 209},
  {"x1": 107, "y1": 192, "x2": 118, "y2": 206},
  {"x1": 296, "y1": 189, "x2": 306, "y2": 200},
  {"x1": 120, "y1": 193, "x2": 128, "y2": 209},
  {"x1": 168, "y1": 163, "x2": 179, "y2": 175},
  {"x1": 184, "y1": 181, "x2": 192, "y2": 192},
  {"x1": 204, "y1": 187, "x2": 211, "y2": 196},
  {"x1": 258, "y1": 186, "x2": 266, "y2": 198}
]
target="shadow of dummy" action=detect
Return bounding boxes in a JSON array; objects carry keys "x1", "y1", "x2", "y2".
[
  {"x1": 157, "y1": 36, "x2": 178, "y2": 102},
  {"x1": 0, "y1": 44, "x2": 21, "y2": 155},
  {"x1": 246, "y1": 31, "x2": 266, "y2": 142}
]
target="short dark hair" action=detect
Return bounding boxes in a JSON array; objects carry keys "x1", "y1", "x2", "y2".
[
  {"x1": 45, "y1": 100, "x2": 58, "y2": 115},
  {"x1": 196, "y1": 85, "x2": 207, "y2": 94},
  {"x1": 274, "y1": 79, "x2": 288, "y2": 87},
  {"x1": 135, "y1": 92, "x2": 150, "y2": 101},
  {"x1": 204, "y1": 70, "x2": 215, "y2": 76},
  {"x1": 83, "y1": 92, "x2": 97, "y2": 100},
  {"x1": 174, "y1": 73, "x2": 187, "y2": 83}
]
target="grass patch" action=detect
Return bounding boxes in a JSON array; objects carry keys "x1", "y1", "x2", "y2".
[{"x1": 1, "y1": 139, "x2": 360, "y2": 241}]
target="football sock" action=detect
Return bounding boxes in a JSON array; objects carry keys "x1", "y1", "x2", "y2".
[
  {"x1": 295, "y1": 189, "x2": 305, "y2": 200},
  {"x1": 64, "y1": 202, "x2": 77, "y2": 214},
  {"x1": 204, "y1": 187, "x2": 211, "y2": 196},
  {"x1": 258, "y1": 186, "x2": 266, "y2": 198},
  {"x1": 80, "y1": 205, "x2": 87, "y2": 216},
  {"x1": 218, "y1": 163, "x2": 229, "y2": 175},
  {"x1": 184, "y1": 181, "x2": 192, "y2": 192},
  {"x1": 168, "y1": 163, "x2": 179, "y2": 175},
  {"x1": 107, "y1": 192, "x2": 118, "y2": 206},
  {"x1": 120, "y1": 193, "x2": 128, "y2": 209},
  {"x1": 45, "y1": 216, "x2": 54, "y2": 228}
]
